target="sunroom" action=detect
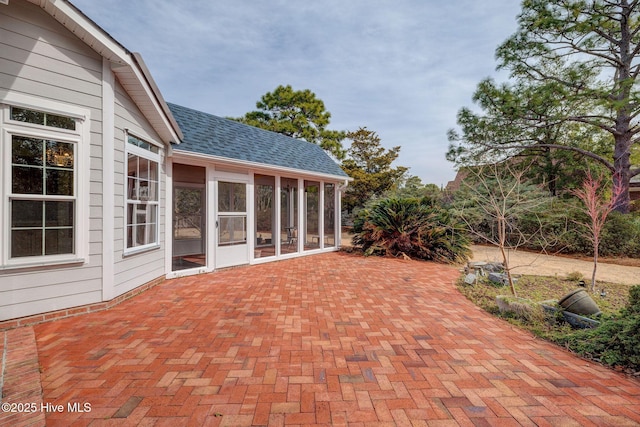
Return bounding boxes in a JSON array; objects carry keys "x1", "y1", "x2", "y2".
[{"x1": 166, "y1": 103, "x2": 349, "y2": 277}]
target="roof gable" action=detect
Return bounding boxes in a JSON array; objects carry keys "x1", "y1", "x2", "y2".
[
  {"x1": 168, "y1": 103, "x2": 348, "y2": 179},
  {"x1": 26, "y1": 0, "x2": 182, "y2": 144}
]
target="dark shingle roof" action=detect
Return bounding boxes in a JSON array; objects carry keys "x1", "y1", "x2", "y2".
[{"x1": 168, "y1": 103, "x2": 348, "y2": 179}]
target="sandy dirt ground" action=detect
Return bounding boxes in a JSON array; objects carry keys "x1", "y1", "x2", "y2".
[
  {"x1": 470, "y1": 245, "x2": 640, "y2": 286},
  {"x1": 341, "y1": 233, "x2": 640, "y2": 286}
]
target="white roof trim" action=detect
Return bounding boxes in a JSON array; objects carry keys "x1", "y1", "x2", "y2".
[
  {"x1": 37, "y1": 0, "x2": 129, "y2": 64},
  {"x1": 28, "y1": 0, "x2": 182, "y2": 144},
  {"x1": 131, "y1": 53, "x2": 183, "y2": 141},
  {"x1": 172, "y1": 149, "x2": 353, "y2": 182}
]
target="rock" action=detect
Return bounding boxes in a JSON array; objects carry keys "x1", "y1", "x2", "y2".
[
  {"x1": 464, "y1": 274, "x2": 477, "y2": 285},
  {"x1": 484, "y1": 262, "x2": 505, "y2": 273},
  {"x1": 488, "y1": 272, "x2": 513, "y2": 286}
]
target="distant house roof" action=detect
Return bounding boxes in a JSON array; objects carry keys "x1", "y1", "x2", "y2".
[
  {"x1": 444, "y1": 168, "x2": 469, "y2": 193},
  {"x1": 168, "y1": 103, "x2": 348, "y2": 179},
  {"x1": 632, "y1": 172, "x2": 640, "y2": 201}
]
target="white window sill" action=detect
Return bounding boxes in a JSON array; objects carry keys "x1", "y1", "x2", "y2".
[
  {"x1": 0, "y1": 257, "x2": 86, "y2": 272},
  {"x1": 123, "y1": 244, "x2": 161, "y2": 258}
]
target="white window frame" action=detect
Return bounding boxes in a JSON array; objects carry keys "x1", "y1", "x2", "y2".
[
  {"x1": 124, "y1": 132, "x2": 162, "y2": 255},
  {"x1": 0, "y1": 97, "x2": 89, "y2": 269}
]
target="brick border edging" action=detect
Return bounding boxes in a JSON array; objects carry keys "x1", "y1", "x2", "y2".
[
  {"x1": 0, "y1": 327, "x2": 45, "y2": 427},
  {"x1": 0, "y1": 276, "x2": 165, "y2": 332}
]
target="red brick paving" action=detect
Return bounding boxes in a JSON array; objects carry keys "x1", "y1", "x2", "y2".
[
  {"x1": 4, "y1": 252, "x2": 640, "y2": 426},
  {"x1": 0, "y1": 327, "x2": 45, "y2": 427}
]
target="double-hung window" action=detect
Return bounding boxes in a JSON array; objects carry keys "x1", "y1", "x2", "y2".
[
  {"x1": 126, "y1": 134, "x2": 160, "y2": 252},
  {"x1": 4, "y1": 105, "x2": 81, "y2": 263}
]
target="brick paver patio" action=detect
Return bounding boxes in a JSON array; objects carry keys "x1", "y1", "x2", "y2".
[{"x1": 6, "y1": 252, "x2": 640, "y2": 426}]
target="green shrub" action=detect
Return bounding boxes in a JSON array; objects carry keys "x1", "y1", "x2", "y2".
[
  {"x1": 450, "y1": 179, "x2": 640, "y2": 258},
  {"x1": 353, "y1": 197, "x2": 471, "y2": 264},
  {"x1": 560, "y1": 285, "x2": 640, "y2": 371},
  {"x1": 510, "y1": 198, "x2": 640, "y2": 258},
  {"x1": 565, "y1": 271, "x2": 584, "y2": 282},
  {"x1": 550, "y1": 201, "x2": 640, "y2": 258},
  {"x1": 599, "y1": 212, "x2": 640, "y2": 257},
  {"x1": 518, "y1": 198, "x2": 584, "y2": 252}
]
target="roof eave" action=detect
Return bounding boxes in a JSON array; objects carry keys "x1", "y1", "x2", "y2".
[
  {"x1": 30, "y1": 0, "x2": 182, "y2": 145},
  {"x1": 34, "y1": 0, "x2": 130, "y2": 64},
  {"x1": 130, "y1": 53, "x2": 183, "y2": 141},
  {"x1": 172, "y1": 149, "x2": 352, "y2": 182}
]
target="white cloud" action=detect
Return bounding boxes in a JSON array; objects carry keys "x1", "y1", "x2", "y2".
[{"x1": 72, "y1": 0, "x2": 521, "y2": 185}]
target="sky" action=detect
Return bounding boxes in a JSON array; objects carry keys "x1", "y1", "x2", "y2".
[{"x1": 71, "y1": 0, "x2": 523, "y2": 187}]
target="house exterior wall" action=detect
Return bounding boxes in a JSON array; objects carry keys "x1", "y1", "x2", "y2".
[
  {"x1": 0, "y1": 1, "x2": 344, "y2": 324},
  {"x1": 112, "y1": 81, "x2": 167, "y2": 295},
  {"x1": 0, "y1": 1, "x2": 104, "y2": 320},
  {"x1": 0, "y1": 1, "x2": 169, "y2": 322}
]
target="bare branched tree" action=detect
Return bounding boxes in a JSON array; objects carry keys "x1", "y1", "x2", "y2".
[{"x1": 454, "y1": 162, "x2": 553, "y2": 297}]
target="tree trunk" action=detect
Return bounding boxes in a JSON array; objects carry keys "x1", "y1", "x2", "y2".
[
  {"x1": 499, "y1": 244, "x2": 517, "y2": 297},
  {"x1": 496, "y1": 215, "x2": 517, "y2": 297},
  {"x1": 544, "y1": 147, "x2": 558, "y2": 197},
  {"x1": 613, "y1": 134, "x2": 631, "y2": 214},
  {"x1": 613, "y1": 1, "x2": 633, "y2": 214}
]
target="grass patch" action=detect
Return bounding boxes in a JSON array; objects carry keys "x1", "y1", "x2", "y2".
[
  {"x1": 457, "y1": 274, "x2": 640, "y2": 373},
  {"x1": 458, "y1": 274, "x2": 629, "y2": 316}
]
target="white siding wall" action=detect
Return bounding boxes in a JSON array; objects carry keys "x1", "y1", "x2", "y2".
[
  {"x1": 0, "y1": 1, "x2": 104, "y2": 320},
  {"x1": 113, "y1": 81, "x2": 166, "y2": 295}
]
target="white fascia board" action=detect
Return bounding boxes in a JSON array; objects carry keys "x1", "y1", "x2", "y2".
[
  {"x1": 132, "y1": 53, "x2": 183, "y2": 141},
  {"x1": 45, "y1": 0, "x2": 130, "y2": 65},
  {"x1": 120, "y1": 63, "x2": 182, "y2": 144},
  {"x1": 41, "y1": 1, "x2": 181, "y2": 145},
  {"x1": 172, "y1": 149, "x2": 352, "y2": 182}
]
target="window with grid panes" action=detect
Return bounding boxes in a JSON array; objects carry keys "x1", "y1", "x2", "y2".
[
  {"x1": 7, "y1": 106, "x2": 78, "y2": 259},
  {"x1": 125, "y1": 134, "x2": 160, "y2": 251}
]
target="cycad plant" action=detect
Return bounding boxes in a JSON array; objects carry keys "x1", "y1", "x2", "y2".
[{"x1": 352, "y1": 198, "x2": 470, "y2": 264}]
